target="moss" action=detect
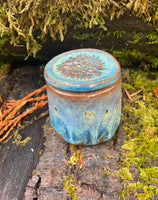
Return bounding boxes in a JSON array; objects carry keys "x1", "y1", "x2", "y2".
[
  {"x1": 0, "y1": 0, "x2": 157, "y2": 56},
  {"x1": 102, "y1": 167, "x2": 111, "y2": 176},
  {"x1": 119, "y1": 168, "x2": 133, "y2": 181},
  {"x1": 63, "y1": 145, "x2": 83, "y2": 199},
  {"x1": 0, "y1": 34, "x2": 26, "y2": 59},
  {"x1": 128, "y1": 32, "x2": 142, "y2": 44},
  {"x1": 32, "y1": 169, "x2": 36, "y2": 176},
  {"x1": 118, "y1": 69, "x2": 158, "y2": 200},
  {"x1": 0, "y1": 34, "x2": 10, "y2": 56},
  {"x1": 12, "y1": 130, "x2": 31, "y2": 146},
  {"x1": 67, "y1": 27, "x2": 158, "y2": 70},
  {"x1": 107, "y1": 30, "x2": 126, "y2": 38},
  {"x1": 67, "y1": 150, "x2": 81, "y2": 166},
  {"x1": 106, "y1": 29, "x2": 158, "y2": 44},
  {"x1": 69, "y1": 30, "x2": 90, "y2": 40},
  {"x1": 0, "y1": 34, "x2": 9, "y2": 46},
  {"x1": 102, "y1": 69, "x2": 158, "y2": 199},
  {"x1": 0, "y1": 63, "x2": 11, "y2": 75},
  {"x1": 63, "y1": 174, "x2": 78, "y2": 200},
  {"x1": 146, "y1": 30, "x2": 158, "y2": 44},
  {"x1": 107, "y1": 49, "x2": 158, "y2": 69}
]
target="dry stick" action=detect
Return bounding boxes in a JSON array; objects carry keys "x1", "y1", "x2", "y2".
[
  {"x1": 0, "y1": 100, "x2": 48, "y2": 142},
  {"x1": 26, "y1": 94, "x2": 48, "y2": 103},
  {"x1": 0, "y1": 85, "x2": 48, "y2": 142},
  {"x1": 8, "y1": 85, "x2": 46, "y2": 102},
  {"x1": 2, "y1": 110, "x2": 49, "y2": 144},
  {"x1": 130, "y1": 89, "x2": 143, "y2": 97},
  {"x1": 19, "y1": 85, "x2": 47, "y2": 100},
  {"x1": 5, "y1": 94, "x2": 47, "y2": 108},
  {"x1": 0, "y1": 100, "x2": 27, "y2": 129},
  {"x1": 155, "y1": 86, "x2": 158, "y2": 96},
  {"x1": 0, "y1": 99, "x2": 48, "y2": 136},
  {"x1": 124, "y1": 87, "x2": 132, "y2": 100},
  {"x1": 4, "y1": 100, "x2": 27, "y2": 122},
  {"x1": 151, "y1": 96, "x2": 158, "y2": 101},
  {"x1": 0, "y1": 122, "x2": 18, "y2": 142},
  {"x1": 0, "y1": 95, "x2": 48, "y2": 130},
  {"x1": 0, "y1": 102, "x2": 21, "y2": 122},
  {"x1": 0, "y1": 85, "x2": 47, "y2": 121}
]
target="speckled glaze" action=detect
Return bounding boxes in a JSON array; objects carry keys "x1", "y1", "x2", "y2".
[{"x1": 44, "y1": 49, "x2": 121, "y2": 145}]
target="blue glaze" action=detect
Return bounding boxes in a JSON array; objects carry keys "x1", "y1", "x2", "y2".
[
  {"x1": 44, "y1": 49, "x2": 121, "y2": 92},
  {"x1": 45, "y1": 49, "x2": 122, "y2": 145},
  {"x1": 46, "y1": 81, "x2": 121, "y2": 145}
]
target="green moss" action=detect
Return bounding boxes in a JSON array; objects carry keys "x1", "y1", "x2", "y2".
[
  {"x1": 0, "y1": 34, "x2": 10, "y2": 56},
  {"x1": 146, "y1": 55, "x2": 158, "y2": 68},
  {"x1": 103, "y1": 69, "x2": 158, "y2": 199},
  {"x1": 63, "y1": 174, "x2": 78, "y2": 200},
  {"x1": 128, "y1": 33, "x2": 142, "y2": 44},
  {"x1": 0, "y1": 34, "x2": 9, "y2": 46},
  {"x1": 118, "y1": 69, "x2": 158, "y2": 200},
  {"x1": 107, "y1": 49, "x2": 158, "y2": 69},
  {"x1": 108, "y1": 30, "x2": 125, "y2": 38},
  {"x1": 102, "y1": 167, "x2": 111, "y2": 176},
  {"x1": 63, "y1": 145, "x2": 82, "y2": 199},
  {"x1": 10, "y1": 52, "x2": 26, "y2": 58},
  {"x1": 67, "y1": 150, "x2": 81, "y2": 166},
  {"x1": 146, "y1": 30, "x2": 158, "y2": 44},
  {"x1": 100, "y1": 68, "x2": 158, "y2": 200},
  {"x1": 0, "y1": 63, "x2": 11, "y2": 75},
  {"x1": 119, "y1": 168, "x2": 133, "y2": 181},
  {"x1": 12, "y1": 130, "x2": 31, "y2": 146},
  {"x1": 0, "y1": 0, "x2": 157, "y2": 56},
  {"x1": 68, "y1": 30, "x2": 90, "y2": 40}
]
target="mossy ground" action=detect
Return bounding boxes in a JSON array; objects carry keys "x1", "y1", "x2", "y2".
[
  {"x1": 1, "y1": 56, "x2": 157, "y2": 199},
  {"x1": 118, "y1": 68, "x2": 158, "y2": 200},
  {"x1": 63, "y1": 68, "x2": 158, "y2": 200}
]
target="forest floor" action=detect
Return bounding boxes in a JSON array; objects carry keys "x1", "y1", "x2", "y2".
[{"x1": 0, "y1": 63, "x2": 157, "y2": 200}]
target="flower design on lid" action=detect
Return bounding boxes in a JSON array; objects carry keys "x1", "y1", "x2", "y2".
[{"x1": 56, "y1": 54, "x2": 106, "y2": 80}]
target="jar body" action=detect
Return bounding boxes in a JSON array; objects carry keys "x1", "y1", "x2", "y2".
[{"x1": 46, "y1": 78, "x2": 121, "y2": 145}]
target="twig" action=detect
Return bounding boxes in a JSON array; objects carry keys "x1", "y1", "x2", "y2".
[
  {"x1": 0, "y1": 85, "x2": 48, "y2": 143},
  {"x1": 0, "y1": 100, "x2": 48, "y2": 142},
  {"x1": 2, "y1": 110, "x2": 49, "y2": 144},
  {"x1": 151, "y1": 96, "x2": 158, "y2": 102},
  {"x1": 156, "y1": 86, "x2": 158, "y2": 97},
  {"x1": 124, "y1": 87, "x2": 132, "y2": 100},
  {"x1": 0, "y1": 85, "x2": 47, "y2": 122},
  {"x1": 130, "y1": 89, "x2": 143, "y2": 97}
]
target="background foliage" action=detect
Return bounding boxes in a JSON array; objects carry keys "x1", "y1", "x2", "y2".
[{"x1": 0, "y1": 0, "x2": 158, "y2": 56}]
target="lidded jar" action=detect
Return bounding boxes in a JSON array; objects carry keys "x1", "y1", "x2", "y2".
[{"x1": 44, "y1": 49, "x2": 121, "y2": 145}]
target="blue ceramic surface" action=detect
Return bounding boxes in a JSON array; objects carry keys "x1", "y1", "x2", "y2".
[
  {"x1": 44, "y1": 49, "x2": 121, "y2": 145},
  {"x1": 44, "y1": 49, "x2": 121, "y2": 92}
]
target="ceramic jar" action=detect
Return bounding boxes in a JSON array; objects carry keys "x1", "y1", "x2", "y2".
[{"x1": 44, "y1": 49, "x2": 121, "y2": 145}]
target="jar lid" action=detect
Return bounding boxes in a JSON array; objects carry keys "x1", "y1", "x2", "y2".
[{"x1": 44, "y1": 49, "x2": 121, "y2": 92}]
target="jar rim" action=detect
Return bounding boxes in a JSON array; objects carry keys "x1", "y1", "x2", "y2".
[{"x1": 46, "y1": 76, "x2": 121, "y2": 100}]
